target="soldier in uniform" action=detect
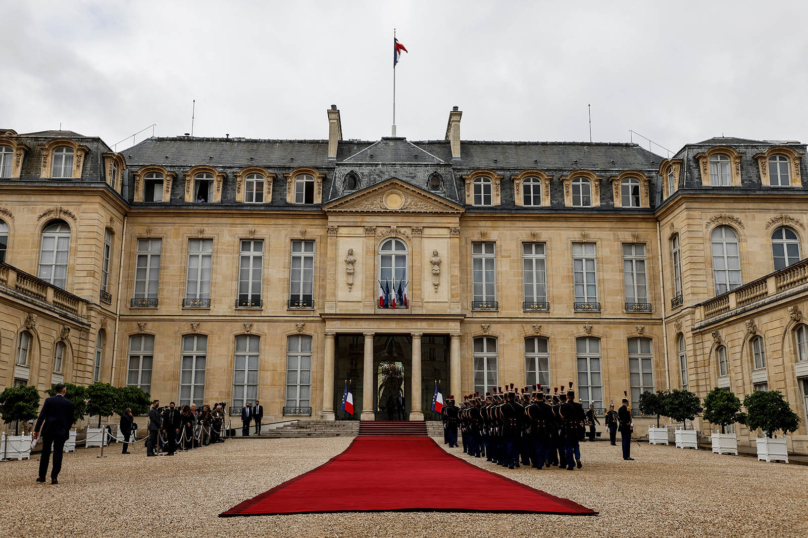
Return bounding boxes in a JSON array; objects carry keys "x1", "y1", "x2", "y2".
[
  {"x1": 534, "y1": 385, "x2": 554, "y2": 469},
  {"x1": 559, "y1": 385, "x2": 584, "y2": 470},
  {"x1": 605, "y1": 403, "x2": 618, "y2": 445},
  {"x1": 518, "y1": 388, "x2": 531, "y2": 467},
  {"x1": 500, "y1": 384, "x2": 521, "y2": 469},
  {"x1": 556, "y1": 388, "x2": 569, "y2": 468},
  {"x1": 470, "y1": 393, "x2": 482, "y2": 458},
  {"x1": 445, "y1": 396, "x2": 459, "y2": 448},
  {"x1": 618, "y1": 394, "x2": 634, "y2": 460},
  {"x1": 460, "y1": 397, "x2": 469, "y2": 453},
  {"x1": 441, "y1": 396, "x2": 449, "y2": 445}
]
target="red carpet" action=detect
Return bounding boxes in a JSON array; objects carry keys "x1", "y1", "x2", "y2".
[{"x1": 221, "y1": 437, "x2": 596, "y2": 517}]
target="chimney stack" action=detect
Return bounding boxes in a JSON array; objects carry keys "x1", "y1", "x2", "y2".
[
  {"x1": 327, "y1": 104, "x2": 342, "y2": 160},
  {"x1": 445, "y1": 106, "x2": 462, "y2": 160}
]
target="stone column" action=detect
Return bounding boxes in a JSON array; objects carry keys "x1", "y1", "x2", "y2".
[
  {"x1": 361, "y1": 332, "x2": 375, "y2": 421},
  {"x1": 450, "y1": 334, "x2": 461, "y2": 402},
  {"x1": 410, "y1": 333, "x2": 424, "y2": 421},
  {"x1": 321, "y1": 333, "x2": 336, "y2": 421}
]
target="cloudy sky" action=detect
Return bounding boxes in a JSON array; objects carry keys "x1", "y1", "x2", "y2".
[{"x1": 3, "y1": 1, "x2": 807, "y2": 155}]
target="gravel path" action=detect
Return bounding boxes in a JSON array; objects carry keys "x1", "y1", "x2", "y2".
[{"x1": 1, "y1": 436, "x2": 805, "y2": 537}]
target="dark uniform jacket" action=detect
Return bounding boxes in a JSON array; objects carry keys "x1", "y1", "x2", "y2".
[
  {"x1": 120, "y1": 413, "x2": 134, "y2": 437},
  {"x1": 618, "y1": 405, "x2": 632, "y2": 434},
  {"x1": 35, "y1": 394, "x2": 75, "y2": 440},
  {"x1": 148, "y1": 406, "x2": 162, "y2": 431},
  {"x1": 163, "y1": 408, "x2": 181, "y2": 431}
]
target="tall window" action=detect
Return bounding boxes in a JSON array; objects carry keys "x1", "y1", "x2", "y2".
[
  {"x1": 53, "y1": 342, "x2": 65, "y2": 374},
  {"x1": 472, "y1": 242, "x2": 496, "y2": 307},
  {"x1": 16, "y1": 331, "x2": 31, "y2": 366},
  {"x1": 180, "y1": 335, "x2": 207, "y2": 406},
  {"x1": 194, "y1": 173, "x2": 214, "y2": 203},
  {"x1": 623, "y1": 244, "x2": 647, "y2": 307},
  {"x1": 576, "y1": 337, "x2": 602, "y2": 409},
  {"x1": 233, "y1": 335, "x2": 260, "y2": 413},
  {"x1": 245, "y1": 173, "x2": 265, "y2": 203},
  {"x1": 110, "y1": 161, "x2": 118, "y2": 188},
  {"x1": 628, "y1": 338, "x2": 654, "y2": 408},
  {"x1": 185, "y1": 239, "x2": 213, "y2": 305},
  {"x1": 798, "y1": 325, "x2": 808, "y2": 362},
  {"x1": 473, "y1": 337, "x2": 498, "y2": 396},
  {"x1": 672, "y1": 234, "x2": 682, "y2": 299},
  {"x1": 709, "y1": 154, "x2": 731, "y2": 186},
  {"x1": 525, "y1": 337, "x2": 550, "y2": 387},
  {"x1": 573, "y1": 242, "x2": 598, "y2": 305},
  {"x1": 38, "y1": 220, "x2": 71, "y2": 289},
  {"x1": 134, "y1": 239, "x2": 161, "y2": 300},
  {"x1": 473, "y1": 177, "x2": 492, "y2": 206},
  {"x1": 101, "y1": 229, "x2": 112, "y2": 297},
  {"x1": 571, "y1": 177, "x2": 591, "y2": 207},
  {"x1": 769, "y1": 155, "x2": 791, "y2": 187},
  {"x1": 772, "y1": 227, "x2": 800, "y2": 271},
  {"x1": 94, "y1": 331, "x2": 104, "y2": 383},
  {"x1": 286, "y1": 335, "x2": 311, "y2": 410},
  {"x1": 144, "y1": 172, "x2": 164, "y2": 202},
  {"x1": 51, "y1": 147, "x2": 74, "y2": 178},
  {"x1": 752, "y1": 336, "x2": 766, "y2": 370},
  {"x1": 621, "y1": 178, "x2": 641, "y2": 207},
  {"x1": 238, "y1": 240, "x2": 263, "y2": 307},
  {"x1": 343, "y1": 173, "x2": 358, "y2": 193},
  {"x1": 667, "y1": 167, "x2": 675, "y2": 196},
  {"x1": 127, "y1": 335, "x2": 154, "y2": 394},
  {"x1": 379, "y1": 239, "x2": 408, "y2": 307},
  {"x1": 678, "y1": 336, "x2": 688, "y2": 390},
  {"x1": 289, "y1": 240, "x2": 314, "y2": 307},
  {"x1": 522, "y1": 177, "x2": 542, "y2": 206},
  {"x1": 0, "y1": 220, "x2": 8, "y2": 263},
  {"x1": 711, "y1": 226, "x2": 741, "y2": 295},
  {"x1": 522, "y1": 243, "x2": 547, "y2": 307},
  {"x1": 801, "y1": 379, "x2": 808, "y2": 428},
  {"x1": 0, "y1": 146, "x2": 12, "y2": 178},
  {"x1": 294, "y1": 174, "x2": 315, "y2": 204},
  {"x1": 717, "y1": 345, "x2": 728, "y2": 377}
]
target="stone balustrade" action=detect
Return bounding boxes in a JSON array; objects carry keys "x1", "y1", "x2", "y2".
[{"x1": 0, "y1": 262, "x2": 88, "y2": 320}]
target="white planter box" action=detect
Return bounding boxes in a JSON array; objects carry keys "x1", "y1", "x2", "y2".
[
  {"x1": 756, "y1": 437, "x2": 788, "y2": 463},
  {"x1": 648, "y1": 427, "x2": 669, "y2": 445},
  {"x1": 675, "y1": 428, "x2": 698, "y2": 449},
  {"x1": 711, "y1": 432, "x2": 738, "y2": 455},
  {"x1": 63, "y1": 429, "x2": 77, "y2": 453},
  {"x1": 115, "y1": 426, "x2": 135, "y2": 444},
  {"x1": 85, "y1": 427, "x2": 109, "y2": 448},
  {"x1": 1, "y1": 433, "x2": 33, "y2": 461}
]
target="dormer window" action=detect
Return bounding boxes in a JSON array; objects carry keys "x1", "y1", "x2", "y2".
[
  {"x1": 111, "y1": 161, "x2": 118, "y2": 187},
  {"x1": 522, "y1": 177, "x2": 542, "y2": 206},
  {"x1": 429, "y1": 173, "x2": 443, "y2": 192},
  {"x1": 709, "y1": 154, "x2": 731, "y2": 186},
  {"x1": 195, "y1": 173, "x2": 214, "y2": 203},
  {"x1": 245, "y1": 173, "x2": 265, "y2": 203},
  {"x1": 769, "y1": 155, "x2": 791, "y2": 187},
  {"x1": 51, "y1": 147, "x2": 74, "y2": 178},
  {"x1": 343, "y1": 173, "x2": 358, "y2": 193},
  {"x1": 571, "y1": 177, "x2": 591, "y2": 207},
  {"x1": 473, "y1": 177, "x2": 492, "y2": 206},
  {"x1": 144, "y1": 172, "x2": 164, "y2": 202},
  {"x1": 0, "y1": 146, "x2": 12, "y2": 178},
  {"x1": 621, "y1": 178, "x2": 641, "y2": 207},
  {"x1": 295, "y1": 174, "x2": 315, "y2": 204},
  {"x1": 667, "y1": 168, "x2": 675, "y2": 196}
]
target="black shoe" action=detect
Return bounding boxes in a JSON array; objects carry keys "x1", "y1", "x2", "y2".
[
  {"x1": 508, "y1": 465, "x2": 514, "y2": 469},
  {"x1": 624, "y1": 457, "x2": 635, "y2": 461},
  {"x1": 36, "y1": 477, "x2": 46, "y2": 483},
  {"x1": 51, "y1": 478, "x2": 58, "y2": 485},
  {"x1": 567, "y1": 467, "x2": 575, "y2": 471},
  {"x1": 147, "y1": 454, "x2": 156, "y2": 457},
  {"x1": 577, "y1": 460, "x2": 582, "y2": 469}
]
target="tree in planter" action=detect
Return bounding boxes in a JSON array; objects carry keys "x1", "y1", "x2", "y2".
[
  {"x1": 0, "y1": 385, "x2": 41, "y2": 435},
  {"x1": 113, "y1": 386, "x2": 151, "y2": 417},
  {"x1": 738, "y1": 390, "x2": 800, "y2": 439},
  {"x1": 85, "y1": 383, "x2": 118, "y2": 428},
  {"x1": 703, "y1": 387, "x2": 744, "y2": 434},
  {"x1": 665, "y1": 389, "x2": 703, "y2": 429},
  {"x1": 639, "y1": 390, "x2": 669, "y2": 427},
  {"x1": 46, "y1": 383, "x2": 87, "y2": 425}
]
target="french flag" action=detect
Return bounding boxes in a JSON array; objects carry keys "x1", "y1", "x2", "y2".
[
  {"x1": 341, "y1": 381, "x2": 354, "y2": 416},
  {"x1": 431, "y1": 382, "x2": 443, "y2": 414},
  {"x1": 394, "y1": 37, "x2": 408, "y2": 67}
]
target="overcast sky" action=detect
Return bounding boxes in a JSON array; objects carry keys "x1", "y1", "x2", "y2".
[{"x1": 3, "y1": 1, "x2": 807, "y2": 156}]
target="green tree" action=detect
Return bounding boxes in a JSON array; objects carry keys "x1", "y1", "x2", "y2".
[
  {"x1": 665, "y1": 389, "x2": 703, "y2": 429},
  {"x1": 46, "y1": 383, "x2": 87, "y2": 425},
  {"x1": 0, "y1": 385, "x2": 41, "y2": 435},
  {"x1": 739, "y1": 390, "x2": 800, "y2": 438},
  {"x1": 639, "y1": 390, "x2": 669, "y2": 427},
  {"x1": 703, "y1": 387, "x2": 744, "y2": 434},
  {"x1": 85, "y1": 383, "x2": 118, "y2": 427},
  {"x1": 114, "y1": 386, "x2": 151, "y2": 417}
]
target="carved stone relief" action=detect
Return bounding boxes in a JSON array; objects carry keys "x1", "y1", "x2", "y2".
[{"x1": 430, "y1": 250, "x2": 442, "y2": 292}]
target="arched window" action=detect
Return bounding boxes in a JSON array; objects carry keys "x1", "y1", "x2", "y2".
[
  {"x1": 39, "y1": 220, "x2": 71, "y2": 288},
  {"x1": 473, "y1": 177, "x2": 492, "y2": 206},
  {"x1": 711, "y1": 226, "x2": 741, "y2": 295},
  {"x1": 571, "y1": 177, "x2": 591, "y2": 207},
  {"x1": 525, "y1": 337, "x2": 549, "y2": 387},
  {"x1": 343, "y1": 173, "x2": 358, "y2": 193},
  {"x1": 751, "y1": 336, "x2": 766, "y2": 370},
  {"x1": 473, "y1": 337, "x2": 498, "y2": 395},
  {"x1": 245, "y1": 173, "x2": 265, "y2": 203},
  {"x1": 628, "y1": 338, "x2": 654, "y2": 408},
  {"x1": 16, "y1": 331, "x2": 31, "y2": 366},
  {"x1": 144, "y1": 172, "x2": 164, "y2": 202},
  {"x1": 0, "y1": 219, "x2": 8, "y2": 263},
  {"x1": 53, "y1": 342, "x2": 65, "y2": 374},
  {"x1": 769, "y1": 155, "x2": 791, "y2": 187},
  {"x1": 621, "y1": 178, "x2": 641, "y2": 207},
  {"x1": 94, "y1": 331, "x2": 104, "y2": 383},
  {"x1": 286, "y1": 335, "x2": 311, "y2": 411},
  {"x1": 667, "y1": 167, "x2": 675, "y2": 196},
  {"x1": 796, "y1": 325, "x2": 808, "y2": 363},
  {"x1": 709, "y1": 154, "x2": 731, "y2": 186},
  {"x1": 127, "y1": 334, "x2": 154, "y2": 394},
  {"x1": 51, "y1": 147, "x2": 75, "y2": 178},
  {"x1": 678, "y1": 336, "x2": 688, "y2": 390},
  {"x1": 428, "y1": 173, "x2": 442, "y2": 192},
  {"x1": 772, "y1": 226, "x2": 800, "y2": 270},
  {"x1": 181, "y1": 334, "x2": 207, "y2": 406},
  {"x1": 522, "y1": 177, "x2": 542, "y2": 206},
  {"x1": 233, "y1": 335, "x2": 260, "y2": 414},
  {"x1": 0, "y1": 145, "x2": 12, "y2": 178},
  {"x1": 717, "y1": 345, "x2": 728, "y2": 377},
  {"x1": 576, "y1": 337, "x2": 602, "y2": 409},
  {"x1": 294, "y1": 174, "x2": 315, "y2": 204},
  {"x1": 194, "y1": 172, "x2": 214, "y2": 203},
  {"x1": 379, "y1": 239, "x2": 408, "y2": 308}
]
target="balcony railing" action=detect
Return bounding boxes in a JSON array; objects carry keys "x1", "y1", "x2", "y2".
[
  {"x1": 131, "y1": 297, "x2": 159, "y2": 308},
  {"x1": 283, "y1": 407, "x2": 312, "y2": 417},
  {"x1": 472, "y1": 300, "x2": 498, "y2": 311},
  {"x1": 0, "y1": 262, "x2": 88, "y2": 320},
  {"x1": 574, "y1": 301, "x2": 601, "y2": 312},
  {"x1": 523, "y1": 301, "x2": 550, "y2": 311},
  {"x1": 625, "y1": 302, "x2": 652, "y2": 313},
  {"x1": 236, "y1": 298, "x2": 263, "y2": 308},
  {"x1": 183, "y1": 297, "x2": 211, "y2": 308},
  {"x1": 100, "y1": 290, "x2": 112, "y2": 304},
  {"x1": 288, "y1": 298, "x2": 314, "y2": 309},
  {"x1": 378, "y1": 303, "x2": 408, "y2": 309},
  {"x1": 671, "y1": 294, "x2": 683, "y2": 309}
]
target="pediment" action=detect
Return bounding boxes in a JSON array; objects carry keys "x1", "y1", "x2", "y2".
[{"x1": 323, "y1": 178, "x2": 464, "y2": 214}]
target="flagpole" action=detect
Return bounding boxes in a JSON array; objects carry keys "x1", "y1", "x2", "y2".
[{"x1": 392, "y1": 28, "x2": 396, "y2": 137}]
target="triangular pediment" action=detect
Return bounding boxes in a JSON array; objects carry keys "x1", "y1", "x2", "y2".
[{"x1": 323, "y1": 178, "x2": 464, "y2": 214}]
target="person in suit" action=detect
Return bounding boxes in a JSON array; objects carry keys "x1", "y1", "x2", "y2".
[
  {"x1": 396, "y1": 391, "x2": 406, "y2": 421},
  {"x1": 585, "y1": 403, "x2": 601, "y2": 442},
  {"x1": 162, "y1": 402, "x2": 180, "y2": 455},
  {"x1": 241, "y1": 402, "x2": 252, "y2": 436},
  {"x1": 618, "y1": 396, "x2": 634, "y2": 461},
  {"x1": 33, "y1": 384, "x2": 75, "y2": 484},
  {"x1": 253, "y1": 400, "x2": 264, "y2": 435},
  {"x1": 147, "y1": 399, "x2": 161, "y2": 456},
  {"x1": 120, "y1": 408, "x2": 134, "y2": 454}
]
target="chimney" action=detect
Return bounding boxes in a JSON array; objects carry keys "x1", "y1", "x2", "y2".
[
  {"x1": 327, "y1": 104, "x2": 342, "y2": 160},
  {"x1": 445, "y1": 106, "x2": 462, "y2": 160}
]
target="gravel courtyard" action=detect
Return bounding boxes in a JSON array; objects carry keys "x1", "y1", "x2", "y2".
[{"x1": 1, "y1": 436, "x2": 806, "y2": 538}]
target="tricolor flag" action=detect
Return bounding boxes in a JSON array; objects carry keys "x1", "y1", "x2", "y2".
[
  {"x1": 396, "y1": 281, "x2": 408, "y2": 309},
  {"x1": 341, "y1": 381, "x2": 354, "y2": 416},
  {"x1": 431, "y1": 382, "x2": 444, "y2": 414},
  {"x1": 394, "y1": 37, "x2": 408, "y2": 67}
]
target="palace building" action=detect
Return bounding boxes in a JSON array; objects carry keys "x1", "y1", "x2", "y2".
[{"x1": 2, "y1": 106, "x2": 808, "y2": 454}]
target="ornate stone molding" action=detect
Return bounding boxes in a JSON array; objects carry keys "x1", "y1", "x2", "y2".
[
  {"x1": 765, "y1": 213, "x2": 805, "y2": 231},
  {"x1": 137, "y1": 322, "x2": 147, "y2": 332},
  {"x1": 712, "y1": 331, "x2": 723, "y2": 345},
  {"x1": 412, "y1": 227, "x2": 423, "y2": 237},
  {"x1": 24, "y1": 312, "x2": 37, "y2": 329},
  {"x1": 636, "y1": 325, "x2": 645, "y2": 336},
  {"x1": 364, "y1": 226, "x2": 376, "y2": 236},
  {"x1": 789, "y1": 305, "x2": 802, "y2": 323},
  {"x1": 377, "y1": 226, "x2": 410, "y2": 240},
  {"x1": 705, "y1": 214, "x2": 744, "y2": 230},
  {"x1": 37, "y1": 206, "x2": 77, "y2": 222},
  {"x1": 745, "y1": 320, "x2": 758, "y2": 335},
  {"x1": 60, "y1": 326, "x2": 70, "y2": 341},
  {"x1": 295, "y1": 323, "x2": 306, "y2": 333},
  {"x1": 248, "y1": 228, "x2": 256, "y2": 238},
  {"x1": 673, "y1": 320, "x2": 683, "y2": 334},
  {"x1": 532, "y1": 324, "x2": 541, "y2": 335},
  {"x1": 325, "y1": 178, "x2": 463, "y2": 214},
  {"x1": 344, "y1": 249, "x2": 356, "y2": 292},
  {"x1": 430, "y1": 250, "x2": 442, "y2": 292},
  {"x1": 480, "y1": 324, "x2": 491, "y2": 335},
  {"x1": 0, "y1": 207, "x2": 14, "y2": 221},
  {"x1": 100, "y1": 318, "x2": 108, "y2": 330},
  {"x1": 190, "y1": 322, "x2": 200, "y2": 333},
  {"x1": 327, "y1": 226, "x2": 338, "y2": 236},
  {"x1": 243, "y1": 322, "x2": 253, "y2": 333},
  {"x1": 450, "y1": 227, "x2": 461, "y2": 237},
  {"x1": 583, "y1": 324, "x2": 593, "y2": 335}
]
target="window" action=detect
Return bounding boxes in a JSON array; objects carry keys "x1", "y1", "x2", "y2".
[
  {"x1": 473, "y1": 177, "x2": 492, "y2": 206},
  {"x1": 428, "y1": 173, "x2": 442, "y2": 192},
  {"x1": 472, "y1": 242, "x2": 496, "y2": 307},
  {"x1": 573, "y1": 242, "x2": 598, "y2": 306},
  {"x1": 797, "y1": 325, "x2": 808, "y2": 362},
  {"x1": 525, "y1": 337, "x2": 550, "y2": 387},
  {"x1": 144, "y1": 173, "x2": 164, "y2": 202},
  {"x1": 53, "y1": 342, "x2": 64, "y2": 374},
  {"x1": 127, "y1": 335, "x2": 154, "y2": 394},
  {"x1": 678, "y1": 336, "x2": 688, "y2": 390},
  {"x1": 134, "y1": 239, "x2": 161, "y2": 299},
  {"x1": 473, "y1": 337, "x2": 498, "y2": 396},
  {"x1": 194, "y1": 173, "x2": 214, "y2": 203},
  {"x1": 94, "y1": 331, "x2": 104, "y2": 383},
  {"x1": 571, "y1": 177, "x2": 591, "y2": 207},
  {"x1": 672, "y1": 234, "x2": 682, "y2": 299},
  {"x1": 754, "y1": 382, "x2": 768, "y2": 392},
  {"x1": 621, "y1": 178, "x2": 641, "y2": 207},
  {"x1": 522, "y1": 243, "x2": 547, "y2": 308},
  {"x1": 343, "y1": 173, "x2": 358, "y2": 193},
  {"x1": 667, "y1": 167, "x2": 675, "y2": 196},
  {"x1": 286, "y1": 335, "x2": 312, "y2": 410},
  {"x1": 38, "y1": 220, "x2": 71, "y2": 289},
  {"x1": 628, "y1": 338, "x2": 654, "y2": 408},
  {"x1": 294, "y1": 174, "x2": 315, "y2": 204},
  {"x1": 238, "y1": 240, "x2": 263, "y2": 307},
  {"x1": 16, "y1": 331, "x2": 31, "y2": 366},
  {"x1": 0, "y1": 145, "x2": 12, "y2": 178},
  {"x1": 769, "y1": 155, "x2": 791, "y2": 187},
  {"x1": 711, "y1": 226, "x2": 741, "y2": 295},
  {"x1": 623, "y1": 244, "x2": 648, "y2": 309},
  {"x1": 576, "y1": 337, "x2": 602, "y2": 409},
  {"x1": 180, "y1": 335, "x2": 207, "y2": 407},
  {"x1": 0, "y1": 219, "x2": 8, "y2": 263},
  {"x1": 717, "y1": 345, "x2": 728, "y2": 377},
  {"x1": 379, "y1": 239, "x2": 408, "y2": 308},
  {"x1": 233, "y1": 335, "x2": 260, "y2": 414},
  {"x1": 185, "y1": 239, "x2": 213, "y2": 306},
  {"x1": 111, "y1": 161, "x2": 118, "y2": 188},
  {"x1": 51, "y1": 147, "x2": 74, "y2": 178},
  {"x1": 522, "y1": 177, "x2": 542, "y2": 206},
  {"x1": 101, "y1": 229, "x2": 112, "y2": 296},
  {"x1": 748, "y1": 335, "x2": 766, "y2": 370},
  {"x1": 801, "y1": 379, "x2": 808, "y2": 427},
  {"x1": 709, "y1": 154, "x2": 731, "y2": 186},
  {"x1": 245, "y1": 173, "x2": 265, "y2": 203},
  {"x1": 772, "y1": 227, "x2": 800, "y2": 271},
  {"x1": 289, "y1": 240, "x2": 314, "y2": 307}
]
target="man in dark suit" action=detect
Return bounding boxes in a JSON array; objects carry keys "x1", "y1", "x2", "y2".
[
  {"x1": 147, "y1": 399, "x2": 161, "y2": 456},
  {"x1": 618, "y1": 396, "x2": 634, "y2": 461},
  {"x1": 396, "y1": 391, "x2": 406, "y2": 421},
  {"x1": 241, "y1": 402, "x2": 252, "y2": 436},
  {"x1": 253, "y1": 400, "x2": 264, "y2": 435},
  {"x1": 120, "y1": 408, "x2": 134, "y2": 454},
  {"x1": 162, "y1": 402, "x2": 180, "y2": 455},
  {"x1": 33, "y1": 383, "x2": 75, "y2": 484}
]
